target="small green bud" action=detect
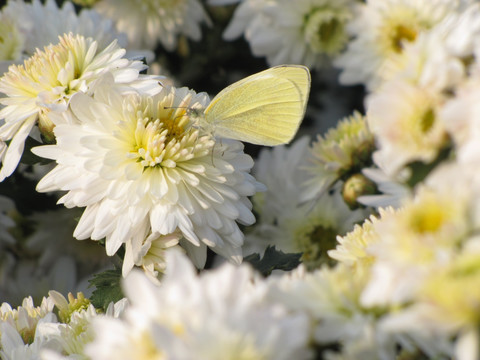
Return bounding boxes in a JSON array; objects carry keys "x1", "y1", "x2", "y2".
[{"x1": 342, "y1": 173, "x2": 377, "y2": 209}]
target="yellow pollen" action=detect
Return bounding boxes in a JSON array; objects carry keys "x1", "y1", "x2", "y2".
[
  {"x1": 391, "y1": 24, "x2": 417, "y2": 53},
  {"x1": 131, "y1": 109, "x2": 190, "y2": 169},
  {"x1": 420, "y1": 107, "x2": 435, "y2": 133}
]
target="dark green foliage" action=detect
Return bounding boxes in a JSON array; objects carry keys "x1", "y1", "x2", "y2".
[
  {"x1": 88, "y1": 268, "x2": 124, "y2": 312},
  {"x1": 243, "y1": 245, "x2": 302, "y2": 276}
]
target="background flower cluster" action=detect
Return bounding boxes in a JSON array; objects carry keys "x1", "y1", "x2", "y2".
[{"x1": 0, "y1": 0, "x2": 480, "y2": 359}]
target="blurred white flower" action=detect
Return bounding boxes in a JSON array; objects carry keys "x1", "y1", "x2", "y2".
[
  {"x1": 378, "y1": 2, "x2": 480, "y2": 92},
  {"x1": 301, "y1": 111, "x2": 375, "y2": 203},
  {"x1": 378, "y1": 244, "x2": 480, "y2": 359},
  {"x1": 267, "y1": 264, "x2": 398, "y2": 359},
  {"x1": 244, "y1": 134, "x2": 369, "y2": 268},
  {"x1": 441, "y1": 73, "x2": 480, "y2": 165},
  {"x1": 247, "y1": 156, "x2": 368, "y2": 269},
  {"x1": 243, "y1": 136, "x2": 310, "y2": 256},
  {"x1": 0, "y1": 195, "x2": 15, "y2": 246},
  {"x1": 455, "y1": 327, "x2": 480, "y2": 360},
  {"x1": 33, "y1": 75, "x2": 260, "y2": 274},
  {"x1": 0, "y1": 256, "x2": 80, "y2": 307},
  {"x1": 357, "y1": 167, "x2": 411, "y2": 209},
  {"x1": 361, "y1": 185, "x2": 473, "y2": 307},
  {"x1": 0, "y1": 12, "x2": 24, "y2": 63},
  {"x1": 366, "y1": 79, "x2": 448, "y2": 177},
  {"x1": 0, "y1": 207, "x2": 112, "y2": 306},
  {"x1": 2, "y1": 0, "x2": 128, "y2": 59},
  {"x1": 277, "y1": 187, "x2": 368, "y2": 269},
  {"x1": 378, "y1": 21, "x2": 464, "y2": 92},
  {"x1": 26, "y1": 208, "x2": 111, "y2": 275},
  {"x1": 223, "y1": 0, "x2": 355, "y2": 68},
  {"x1": 335, "y1": 0, "x2": 462, "y2": 90},
  {"x1": 86, "y1": 250, "x2": 312, "y2": 360},
  {"x1": 208, "y1": 0, "x2": 240, "y2": 5},
  {"x1": 251, "y1": 136, "x2": 309, "y2": 225},
  {"x1": 94, "y1": 0, "x2": 211, "y2": 51},
  {"x1": 0, "y1": 33, "x2": 152, "y2": 182}
]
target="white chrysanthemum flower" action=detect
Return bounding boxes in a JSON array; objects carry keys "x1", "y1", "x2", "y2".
[
  {"x1": 248, "y1": 135, "x2": 372, "y2": 265},
  {"x1": 219, "y1": 0, "x2": 266, "y2": 40},
  {"x1": 123, "y1": 230, "x2": 183, "y2": 278},
  {"x1": 86, "y1": 250, "x2": 312, "y2": 360},
  {"x1": 328, "y1": 207, "x2": 396, "y2": 271},
  {"x1": 243, "y1": 136, "x2": 309, "y2": 256},
  {"x1": 377, "y1": 2, "x2": 480, "y2": 95},
  {"x1": 250, "y1": 183, "x2": 368, "y2": 270},
  {"x1": 38, "y1": 291, "x2": 127, "y2": 359},
  {"x1": 223, "y1": 0, "x2": 355, "y2": 68},
  {"x1": 378, "y1": 21, "x2": 463, "y2": 92},
  {"x1": 0, "y1": 296, "x2": 63, "y2": 360},
  {"x1": 0, "y1": 12, "x2": 24, "y2": 63},
  {"x1": 366, "y1": 79, "x2": 449, "y2": 177},
  {"x1": 419, "y1": 250, "x2": 480, "y2": 333},
  {"x1": 0, "y1": 319, "x2": 61, "y2": 360},
  {"x1": 93, "y1": 0, "x2": 211, "y2": 51},
  {"x1": 378, "y1": 240, "x2": 480, "y2": 359},
  {"x1": 0, "y1": 296, "x2": 55, "y2": 344},
  {"x1": 2, "y1": 0, "x2": 128, "y2": 58},
  {"x1": 251, "y1": 136, "x2": 309, "y2": 225},
  {"x1": 0, "y1": 33, "x2": 152, "y2": 182},
  {"x1": 267, "y1": 264, "x2": 397, "y2": 359},
  {"x1": 361, "y1": 186, "x2": 473, "y2": 307},
  {"x1": 284, "y1": 189, "x2": 369, "y2": 270},
  {"x1": 33, "y1": 75, "x2": 259, "y2": 274},
  {"x1": 335, "y1": 0, "x2": 462, "y2": 90},
  {"x1": 301, "y1": 111, "x2": 375, "y2": 203}
]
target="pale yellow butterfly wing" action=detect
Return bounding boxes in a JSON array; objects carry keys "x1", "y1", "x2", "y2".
[{"x1": 203, "y1": 65, "x2": 311, "y2": 146}]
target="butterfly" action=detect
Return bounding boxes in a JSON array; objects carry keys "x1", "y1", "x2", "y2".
[{"x1": 193, "y1": 65, "x2": 311, "y2": 146}]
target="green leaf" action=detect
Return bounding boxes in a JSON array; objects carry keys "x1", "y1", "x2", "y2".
[
  {"x1": 88, "y1": 268, "x2": 124, "y2": 311},
  {"x1": 243, "y1": 245, "x2": 302, "y2": 276}
]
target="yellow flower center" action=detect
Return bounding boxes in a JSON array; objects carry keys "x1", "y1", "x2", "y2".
[
  {"x1": 419, "y1": 107, "x2": 435, "y2": 134},
  {"x1": 127, "y1": 94, "x2": 210, "y2": 170},
  {"x1": 297, "y1": 224, "x2": 338, "y2": 270},
  {"x1": 378, "y1": 8, "x2": 424, "y2": 55},
  {"x1": 18, "y1": 34, "x2": 93, "y2": 96},
  {"x1": 390, "y1": 24, "x2": 418, "y2": 53},
  {"x1": 303, "y1": 6, "x2": 350, "y2": 55},
  {"x1": 403, "y1": 190, "x2": 468, "y2": 241},
  {"x1": 58, "y1": 292, "x2": 91, "y2": 324},
  {"x1": 409, "y1": 203, "x2": 444, "y2": 234}
]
